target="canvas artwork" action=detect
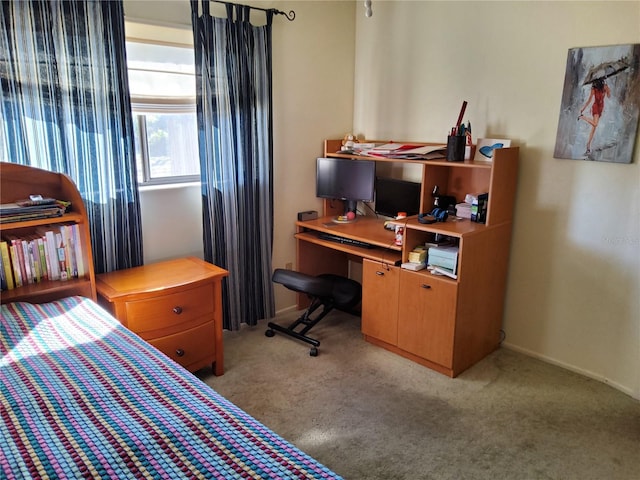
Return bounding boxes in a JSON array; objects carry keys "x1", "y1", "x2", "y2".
[
  {"x1": 554, "y1": 44, "x2": 640, "y2": 163},
  {"x1": 474, "y1": 138, "x2": 511, "y2": 161}
]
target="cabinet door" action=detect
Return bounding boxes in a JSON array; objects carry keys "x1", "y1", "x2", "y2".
[
  {"x1": 397, "y1": 270, "x2": 457, "y2": 368},
  {"x1": 362, "y1": 259, "x2": 400, "y2": 345}
]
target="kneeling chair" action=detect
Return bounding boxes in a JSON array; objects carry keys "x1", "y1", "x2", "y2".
[{"x1": 265, "y1": 268, "x2": 362, "y2": 356}]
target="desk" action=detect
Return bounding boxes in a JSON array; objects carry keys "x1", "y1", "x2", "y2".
[
  {"x1": 296, "y1": 139, "x2": 519, "y2": 377},
  {"x1": 295, "y1": 214, "x2": 511, "y2": 378},
  {"x1": 295, "y1": 216, "x2": 401, "y2": 289}
]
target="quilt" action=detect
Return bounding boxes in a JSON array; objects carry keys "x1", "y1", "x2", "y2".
[{"x1": 0, "y1": 296, "x2": 341, "y2": 479}]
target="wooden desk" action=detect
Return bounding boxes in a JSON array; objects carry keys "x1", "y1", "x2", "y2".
[
  {"x1": 295, "y1": 214, "x2": 508, "y2": 378},
  {"x1": 296, "y1": 140, "x2": 519, "y2": 378},
  {"x1": 96, "y1": 257, "x2": 228, "y2": 375},
  {"x1": 295, "y1": 216, "x2": 402, "y2": 285}
]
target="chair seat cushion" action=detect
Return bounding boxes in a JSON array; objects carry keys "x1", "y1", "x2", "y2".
[
  {"x1": 272, "y1": 269, "x2": 334, "y2": 298},
  {"x1": 272, "y1": 269, "x2": 361, "y2": 310},
  {"x1": 318, "y1": 273, "x2": 362, "y2": 310}
]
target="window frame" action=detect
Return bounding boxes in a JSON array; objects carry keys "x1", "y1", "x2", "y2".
[{"x1": 131, "y1": 100, "x2": 200, "y2": 186}]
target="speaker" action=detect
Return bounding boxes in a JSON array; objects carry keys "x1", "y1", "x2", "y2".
[{"x1": 297, "y1": 210, "x2": 318, "y2": 221}]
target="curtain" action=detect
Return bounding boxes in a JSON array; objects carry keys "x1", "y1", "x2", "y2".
[
  {"x1": 191, "y1": 0, "x2": 275, "y2": 330},
  {"x1": 0, "y1": 0, "x2": 143, "y2": 274}
]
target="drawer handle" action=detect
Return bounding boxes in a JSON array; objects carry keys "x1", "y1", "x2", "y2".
[
  {"x1": 420, "y1": 284, "x2": 432, "y2": 289},
  {"x1": 173, "y1": 306, "x2": 183, "y2": 315},
  {"x1": 375, "y1": 271, "x2": 385, "y2": 276},
  {"x1": 176, "y1": 349, "x2": 185, "y2": 357}
]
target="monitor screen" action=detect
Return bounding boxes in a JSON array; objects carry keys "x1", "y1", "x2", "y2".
[
  {"x1": 316, "y1": 158, "x2": 376, "y2": 207},
  {"x1": 374, "y1": 177, "x2": 421, "y2": 218}
]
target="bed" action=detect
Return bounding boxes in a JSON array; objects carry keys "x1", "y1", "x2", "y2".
[{"x1": 0, "y1": 296, "x2": 341, "y2": 479}]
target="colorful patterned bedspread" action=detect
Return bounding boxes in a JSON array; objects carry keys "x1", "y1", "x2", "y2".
[{"x1": 0, "y1": 296, "x2": 341, "y2": 479}]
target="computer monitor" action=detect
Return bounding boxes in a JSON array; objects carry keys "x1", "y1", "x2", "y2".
[
  {"x1": 316, "y1": 157, "x2": 375, "y2": 220},
  {"x1": 374, "y1": 176, "x2": 421, "y2": 218}
]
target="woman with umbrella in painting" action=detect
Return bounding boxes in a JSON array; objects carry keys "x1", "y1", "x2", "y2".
[
  {"x1": 577, "y1": 58, "x2": 628, "y2": 156},
  {"x1": 578, "y1": 78, "x2": 611, "y2": 155}
]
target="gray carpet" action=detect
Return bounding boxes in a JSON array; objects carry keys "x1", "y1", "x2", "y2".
[{"x1": 197, "y1": 310, "x2": 640, "y2": 480}]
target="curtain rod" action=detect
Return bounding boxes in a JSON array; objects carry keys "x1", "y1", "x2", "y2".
[{"x1": 211, "y1": 0, "x2": 295, "y2": 21}]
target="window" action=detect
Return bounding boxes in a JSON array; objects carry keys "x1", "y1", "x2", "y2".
[{"x1": 126, "y1": 41, "x2": 199, "y2": 185}]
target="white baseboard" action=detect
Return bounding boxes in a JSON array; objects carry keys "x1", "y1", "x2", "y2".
[{"x1": 502, "y1": 342, "x2": 637, "y2": 400}]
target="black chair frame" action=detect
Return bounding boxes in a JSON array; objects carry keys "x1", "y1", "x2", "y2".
[{"x1": 266, "y1": 269, "x2": 361, "y2": 356}]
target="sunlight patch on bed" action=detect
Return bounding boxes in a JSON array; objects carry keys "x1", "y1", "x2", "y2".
[{"x1": 1, "y1": 302, "x2": 118, "y2": 365}]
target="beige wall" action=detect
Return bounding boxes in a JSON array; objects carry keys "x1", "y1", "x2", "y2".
[
  {"x1": 125, "y1": 0, "x2": 639, "y2": 399},
  {"x1": 353, "y1": 1, "x2": 640, "y2": 399}
]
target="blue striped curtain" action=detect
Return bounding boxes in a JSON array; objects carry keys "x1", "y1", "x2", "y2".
[
  {"x1": 191, "y1": 1, "x2": 275, "y2": 330},
  {"x1": 0, "y1": 0, "x2": 143, "y2": 274}
]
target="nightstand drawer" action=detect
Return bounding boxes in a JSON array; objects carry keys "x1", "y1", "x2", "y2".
[
  {"x1": 149, "y1": 321, "x2": 216, "y2": 371},
  {"x1": 125, "y1": 284, "x2": 215, "y2": 334}
]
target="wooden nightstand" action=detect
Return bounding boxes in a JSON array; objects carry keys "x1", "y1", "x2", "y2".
[{"x1": 96, "y1": 257, "x2": 228, "y2": 375}]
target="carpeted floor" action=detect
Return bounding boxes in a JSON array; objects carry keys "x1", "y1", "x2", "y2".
[{"x1": 197, "y1": 310, "x2": 640, "y2": 480}]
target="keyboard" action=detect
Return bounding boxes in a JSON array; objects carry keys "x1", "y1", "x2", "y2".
[{"x1": 318, "y1": 232, "x2": 375, "y2": 249}]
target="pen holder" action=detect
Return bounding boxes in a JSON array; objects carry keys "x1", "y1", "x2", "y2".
[{"x1": 446, "y1": 135, "x2": 466, "y2": 162}]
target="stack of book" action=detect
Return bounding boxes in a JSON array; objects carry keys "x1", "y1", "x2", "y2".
[
  {"x1": 0, "y1": 198, "x2": 69, "y2": 224},
  {"x1": 0, "y1": 224, "x2": 85, "y2": 290}
]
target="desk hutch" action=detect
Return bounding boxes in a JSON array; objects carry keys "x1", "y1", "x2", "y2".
[{"x1": 295, "y1": 139, "x2": 519, "y2": 377}]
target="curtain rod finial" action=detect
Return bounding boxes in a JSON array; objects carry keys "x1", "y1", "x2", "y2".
[{"x1": 275, "y1": 9, "x2": 295, "y2": 21}]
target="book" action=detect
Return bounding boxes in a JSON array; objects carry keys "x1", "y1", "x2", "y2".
[
  {"x1": 72, "y1": 224, "x2": 85, "y2": 277},
  {"x1": 0, "y1": 241, "x2": 14, "y2": 290},
  {"x1": 37, "y1": 237, "x2": 48, "y2": 281},
  {"x1": 27, "y1": 239, "x2": 41, "y2": 283},
  {"x1": 37, "y1": 227, "x2": 61, "y2": 281},
  {"x1": 0, "y1": 199, "x2": 68, "y2": 224},
  {"x1": 19, "y1": 239, "x2": 33, "y2": 284},
  {"x1": 0, "y1": 254, "x2": 6, "y2": 290},
  {"x1": 8, "y1": 243, "x2": 22, "y2": 288},
  {"x1": 55, "y1": 232, "x2": 69, "y2": 281},
  {"x1": 41, "y1": 235, "x2": 53, "y2": 280},
  {"x1": 470, "y1": 193, "x2": 488, "y2": 223},
  {"x1": 7, "y1": 237, "x2": 28, "y2": 286},
  {"x1": 61, "y1": 225, "x2": 76, "y2": 278}
]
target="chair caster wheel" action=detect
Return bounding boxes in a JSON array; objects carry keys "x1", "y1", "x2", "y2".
[
  {"x1": 265, "y1": 329, "x2": 275, "y2": 337},
  {"x1": 309, "y1": 347, "x2": 318, "y2": 357}
]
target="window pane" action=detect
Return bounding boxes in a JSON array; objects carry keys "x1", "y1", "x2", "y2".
[
  {"x1": 126, "y1": 41, "x2": 195, "y2": 98},
  {"x1": 145, "y1": 113, "x2": 199, "y2": 179},
  {"x1": 129, "y1": 70, "x2": 195, "y2": 99}
]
